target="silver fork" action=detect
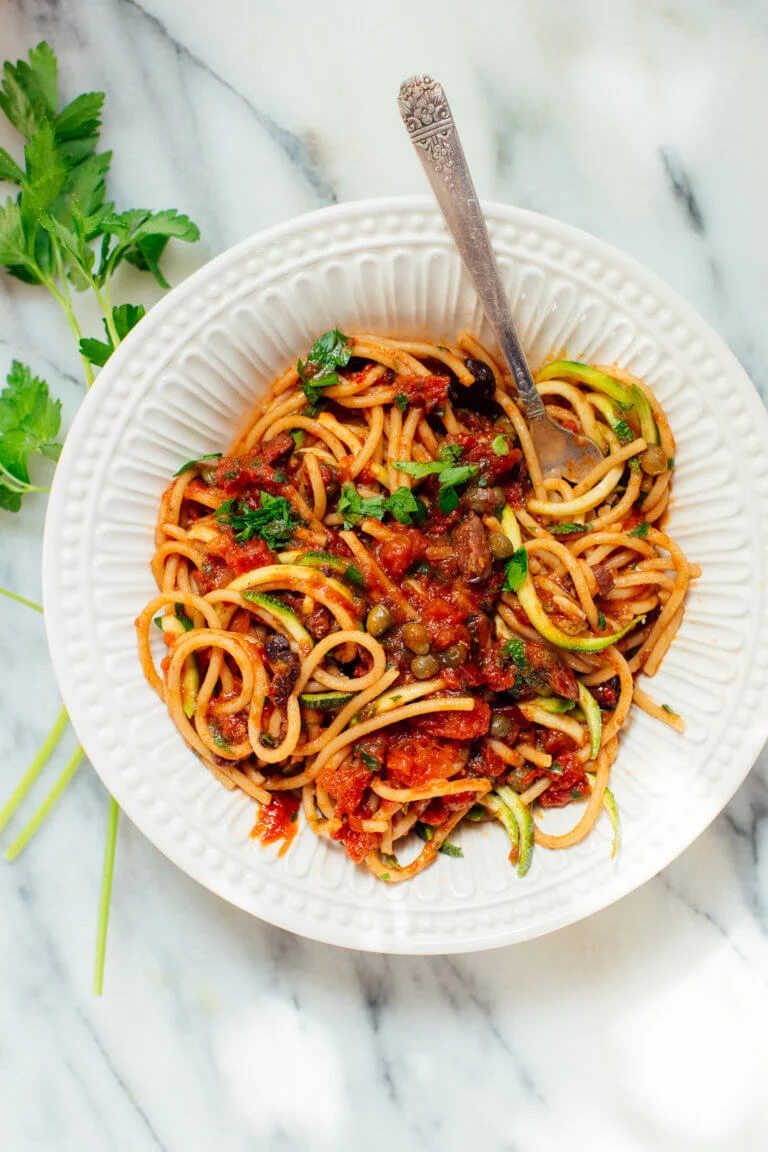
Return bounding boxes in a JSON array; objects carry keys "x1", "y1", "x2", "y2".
[{"x1": 397, "y1": 75, "x2": 603, "y2": 482}]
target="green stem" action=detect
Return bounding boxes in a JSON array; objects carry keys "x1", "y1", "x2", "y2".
[
  {"x1": 0, "y1": 706, "x2": 69, "y2": 834},
  {"x1": 93, "y1": 281, "x2": 120, "y2": 348},
  {"x1": 43, "y1": 268, "x2": 96, "y2": 388},
  {"x1": 4, "y1": 744, "x2": 86, "y2": 860},
  {"x1": 93, "y1": 796, "x2": 119, "y2": 995},
  {"x1": 0, "y1": 586, "x2": 43, "y2": 613}
]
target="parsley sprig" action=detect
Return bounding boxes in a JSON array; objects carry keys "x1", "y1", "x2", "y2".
[
  {"x1": 338, "y1": 482, "x2": 428, "y2": 529},
  {"x1": 0, "y1": 42, "x2": 199, "y2": 386}
]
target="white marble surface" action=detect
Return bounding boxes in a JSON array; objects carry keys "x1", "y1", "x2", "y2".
[{"x1": 2, "y1": 1, "x2": 768, "y2": 1149}]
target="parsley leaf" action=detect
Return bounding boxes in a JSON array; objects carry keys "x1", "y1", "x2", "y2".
[
  {"x1": 215, "y1": 492, "x2": 297, "y2": 549},
  {"x1": 503, "y1": 547, "x2": 529, "y2": 591},
  {"x1": 383, "y1": 485, "x2": 427, "y2": 525},
  {"x1": 394, "y1": 445, "x2": 477, "y2": 514},
  {"x1": 172, "y1": 452, "x2": 222, "y2": 477},
  {"x1": 629, "y1": 521, "x2": 650, "y2": 538},
  {"x1": 337, "y1": 483, "x2": 385, "y2": 529},
  {"x1": 394, "y1": 392, "x2": 408, "y2": 413},
  {"x1": 297, "y1": 329, "x2": 352, "y2": 406},
  {"x1": 0, "y1": 359, "x2": 62, "y2": 512},
  {"x1": 549, "y1": 522, "x2": 590, "y2": 535},
  {"x1": 597, "y1": 609, "x2": 606, "y2": 630},
  {"x1": 667, "y1": 457, "x2": 675, "y2": 470},
  {"x1": 491, "y1": 433, "x2": 511, "y2": 455},
  {"x1": 415, "y1": 822, "x2": 434, "y2": 842},
  {"x1": 661, "y1": 703, "x2": 679, "y2": 716},
  {"x1": 79, "y1": 302, "x2": 145, "y2": 366}
]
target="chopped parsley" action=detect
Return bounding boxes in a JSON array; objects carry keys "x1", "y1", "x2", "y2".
[
  {"x1": 667, "y1": 457, "x2": 675, "y2": 470},
  {"x1": 354, "y1": 746, "x2": 381, "y2": 772},
  {"x1": 438, "y1": 841, "x2": 463, "y2": 858},
  {"x1": 503, "y1": 547, "x2": 529, "y2": 591},
  {"x1": 549, "y1": 522, "x2": 590, "y2": 535},
  {"x1": 383, "y1": 485, "x2": 427, "y2": 525},
  {"x1": 415, "y1": 822, "x2": 434, "y2": 842},
  {"x1": 501, "y1": 636, "x2": 526, "y2": 667},
  {"x1": 394, "y1": 392, "x2": 408, "y2": 413},
  {"x1": 629, "y1": 521, "x2": 650, "y2": 538},
  {"x1": 290, "y1": 429, "x2": 305, "y2": 448},
  {"x1": 172, "y1": 451, "x2": 221, "y2": 477},
  {"x1": 215, "y1": 492, "x2": 297, "y2": 548},
  {"x1": 614, "y1": 419, "x2": 634, "y2": 445},
  {"x1": 661, "y1": 704, "x2": 679, "y2": 716},
  {"x1": 337, "y1": 483, "x2": 385, "y2": 528},
  {"x1": 597, "y1": 609, "x2": 606, "y2": 630},
  {"x1": 297, "y1": 329, "x2": 352, "y2": 407}
]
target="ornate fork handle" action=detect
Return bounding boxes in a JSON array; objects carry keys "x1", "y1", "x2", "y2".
[{"x1": 397, "y1": 75, "x2": 545, "y2": 421}]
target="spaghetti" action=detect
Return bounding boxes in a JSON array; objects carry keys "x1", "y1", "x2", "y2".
[{"x1": 138, "y1": 331, "x2": 698, "y2": 881}]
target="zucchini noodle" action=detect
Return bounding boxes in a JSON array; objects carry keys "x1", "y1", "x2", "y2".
[{"x1": 139, "y1": 332, "x2": 695, "y2": 882}]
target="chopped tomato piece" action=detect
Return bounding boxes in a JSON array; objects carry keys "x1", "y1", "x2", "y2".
[
  {"x1": 331, "y1": 824, "x2": 381, "y2": 863},
  {"x1": 316, "y1": 759, "x2": 371, "y2": 819},
  {"x1": 412, "y1": 698, "x2": 490, "y2": 740},
  {"x1": 386, "y1": 734, "x2": 464, "y2": 788}
]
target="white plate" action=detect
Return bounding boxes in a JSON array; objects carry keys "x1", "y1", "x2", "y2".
[{"x1": 43, "y1": 197, "x2": 768, "y2": 953}]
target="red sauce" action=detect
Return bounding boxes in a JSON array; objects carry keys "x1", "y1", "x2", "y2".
[{"x1": 251, "y1": 792, "x2": 300, "y2": 854}]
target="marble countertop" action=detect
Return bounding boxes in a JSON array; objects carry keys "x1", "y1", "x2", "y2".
[{"x1": 3, "y1": 2, "x2": 768, "y2": 1149}]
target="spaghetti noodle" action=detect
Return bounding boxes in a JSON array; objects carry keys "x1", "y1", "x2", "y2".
[{"x1": 138, "y1": 331, "x2": 698, "y2": 881}]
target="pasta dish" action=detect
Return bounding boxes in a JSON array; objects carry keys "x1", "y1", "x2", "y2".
[{"x1": 137, "y1": 330, "x2": 697, "y2": 882}]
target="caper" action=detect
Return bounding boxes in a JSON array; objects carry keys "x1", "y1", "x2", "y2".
[
  {"x1": 200, "y1": 466, "x2": 218, "y2": 487},
  {"x1": 489, "y1": 712, "x2": 513, "y2": 739},
  {"x1": 639, "y1": 445, "x2": 668, "y2": 475},
  {"x1": 411, "y1": 654, "x2": 441, "y2": 679},
  {"x1": 506, "y1": 764, "x2": 534, "y2": 792},
  {"x1": 488, "y1": 531, "x2": 515, "y2": 560},
  {"x1": 402, "y1": 622, "x2": 430, "y2": 654},
  {"x1": 443, "y1": 641, "x2": 469, "y2": 668},
  {"x1": 366, "y1": 604, "x2": 393, "y2": 637}
]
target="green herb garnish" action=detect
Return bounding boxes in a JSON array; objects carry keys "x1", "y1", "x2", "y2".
[
  {"x1": 394, "y1": 392, "x2": 408, "y2": 413},
  {"x1": 597, "y1": 609, "x2": 606, "y2": 630},
  {"x1": 297, "y1": 329, "x2": 352, "y2": 407},
  {"x1": 438, "y1": 841, "x2": 464, "y2": 857},
  {"x1": 383, "y1": 485, "x2": 427, "y2": 525},
  {"x1": 629, "y1": 521, "x2": 650, "y2": 538},
  {"x1": 549, "y1": 523, "x2": 590, "y2": 535},
  {"x1": 337, "y1": 483, "x2": 385, "y2": 528},
  {"x1": 415, "y1": 822, "x2": 434, "y2": 842},
  {"x1": 172, "y1": 452, "x2": 222, "y2": 478},
  {"x1": 503, "y1": 547, "x2": 529, "y2": 592},
  {"x1": 215, "y1": 492, "x2": 297, "y2": 549}
]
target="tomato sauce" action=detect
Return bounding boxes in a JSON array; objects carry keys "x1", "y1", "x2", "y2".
[{"x1": 251, "y1": 792, "x2": 300, "y2": 854}]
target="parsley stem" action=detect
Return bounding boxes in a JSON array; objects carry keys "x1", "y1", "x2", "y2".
[
  {"x1": 4, "y1": 743, "x2": 85, "y2": 860},
  {"x1": 0, "y1": 706, "x2": 69, "y2": 834},
  {"x1": 92, "y1": 280, "x2": 120, "y2": 349},
  {"x1": 93, "y1": 796, "x2": 119, "y2": 996},
  {"x1": 43, "y1": 261, "x2": 96, "y2": 388},
  {"x1": 0, "y1": 586, "x2": 43, "y2": 613}
]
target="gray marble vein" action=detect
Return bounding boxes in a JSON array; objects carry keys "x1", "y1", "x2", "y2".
[{"x1": 2, "y1": 2, "x2": 768, "y2": 1150}]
